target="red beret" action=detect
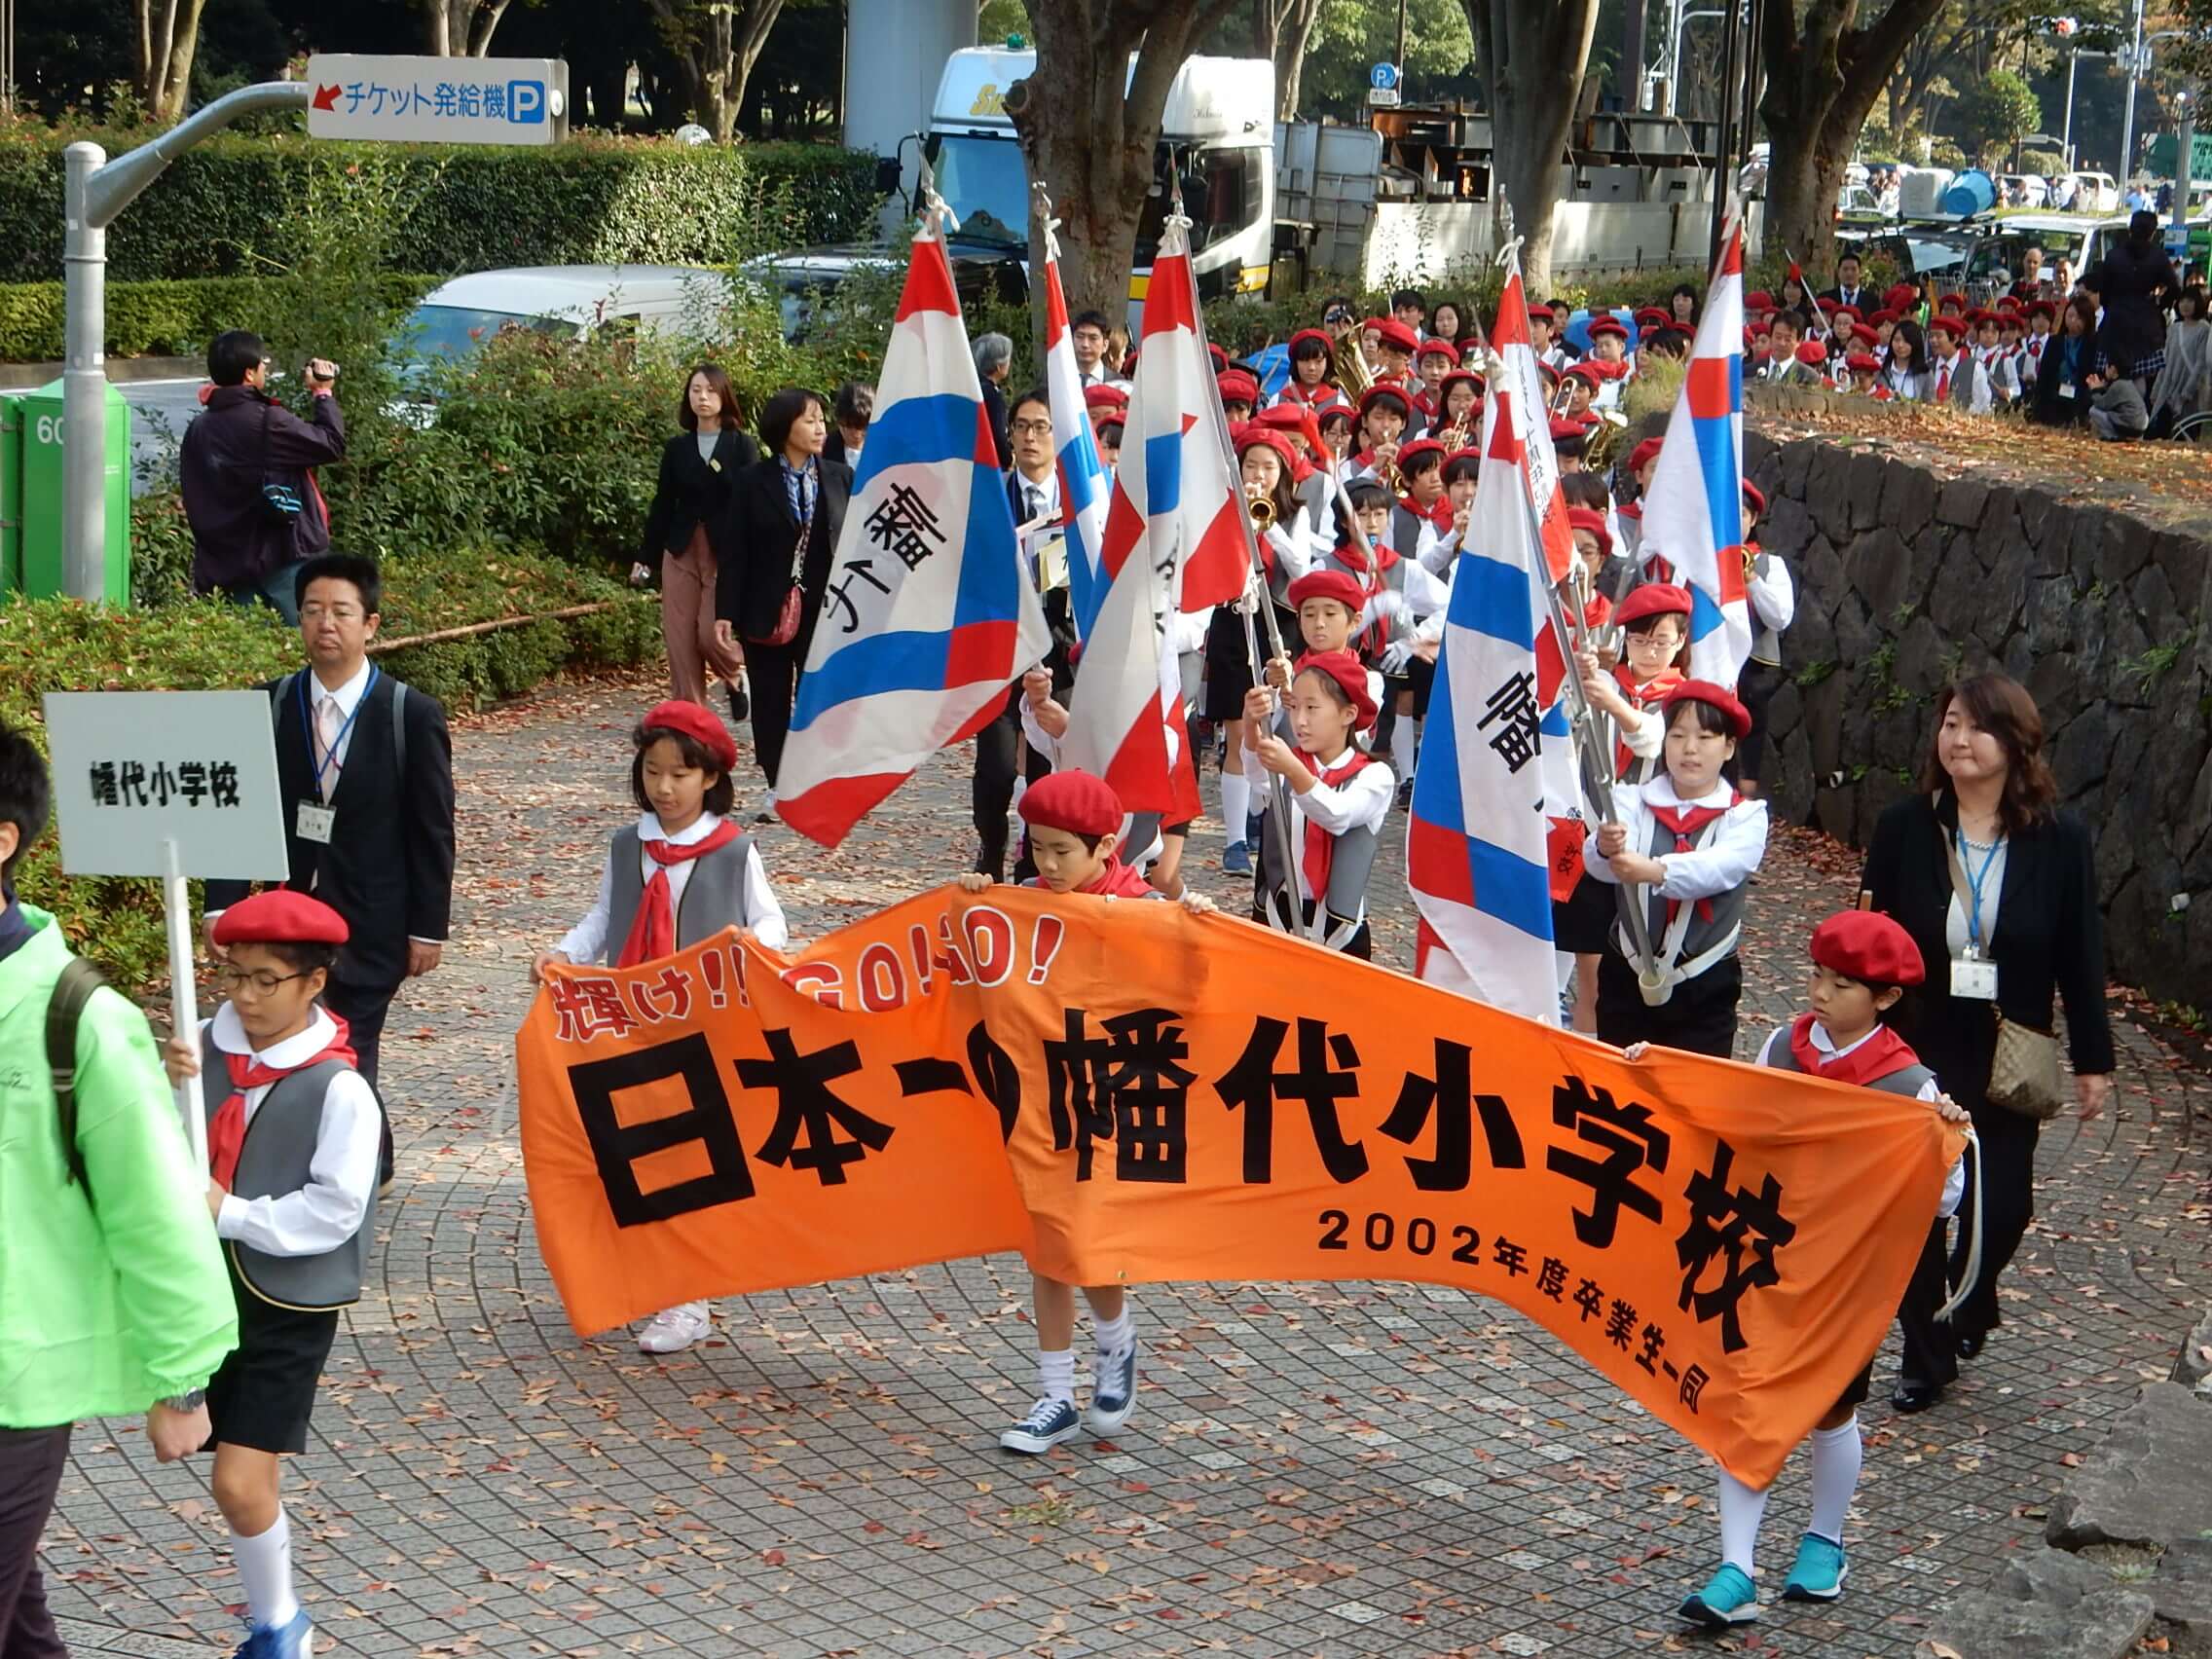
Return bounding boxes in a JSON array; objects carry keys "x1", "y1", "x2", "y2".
[
  {"x1": 1938, "y1": 292, "x2": 1967, "y2": 312},
  {"x1": 1844, "y1": 350, "x2": 1882, "y2": 372},
  {"x1": 1253, "y1": 403, "x2": 1312, "y2": 437},
  {"x1": 1083, "y1": 384, "x2": 1128, "y2": 413},
  {"x1": 1294, "y1": 648, "x2": 1378, "y2": 732},
  {"x1": 1417, "y1": 338, "x2": 1460, "y2": 364},
  {"x1": 1850, "y1": 323, "x2": 1880, "y2": 348},
  {"x1": 1235, "y1": 424, "x2": 1300, "y2": 473},
  {"x1": 1567, "y1": 507, "x2": 1612, "y2": 554},
  {"x1": 1742, "y1": 326, "x2": 1758, "y2": 350},
  {"x1": 1741, "y1": 479, "x2": 1766, "y2": 516},
  {"x1": 1564, "y1": 361, "x2": 1605, "y2": 386},
  {"x1": 1018, "y1": 768, "x2": 1124, "y2": 838},
  {"x1": 1926, "y1": 312, "x2": 1966, "y2": 338},
  {"x1": 1288, "y1": 569, "x2": 1366, "y2": 613},
  {"x1": 2025, "y1": 299, "x2": 2056, "y2": 319},
  {"x1": 1587, "y1": 316, "x2": 1629, "y2": 341},
  {"x1": 212, "y1": 890, "x2": 350, "y2": 948},
  {"x1": 1814, "y1": 295, "x2": 1839, "y2": 313},
  {"x1": 1629, "y1": 436, "x2": 1664, "y2": 471},
  {"x1": 1635, "y1": 307, "x2": 1671, "y2": 328},
  {"x1": 1868, "y1": 308, "x2": 1899, "y2": 326},
  {"x1": 641, "y1": 699, "x2": 737, "y2": 773},
  {"x1": 1883, "y1": 283, "x2": 1920, "y2": 311},
  {"x1": 1217, "y1": 369, "x2": 1260, "y2": 405},
  {"x1": 1615, "y1": 582, "x2": 1693, "y2": 627},
  {"x1": 1662, "y1": 678, "x2": 1752, "y2": 739},
  {"x1": 1744, "y1": 290, "x2": 1774, "y2": 310},
  {"x1": 1357, "y1": 384, "x2": 1413, "y2": 422},
  {"x1": 1437, "y1": 369, "x2": 1486, "y2": 402},
  {"x1": 1548, "y1": 415, "x2": 1589, "y2": 445},
  {"x1": 1832, "y1": 304, "x2": 1863, "y2": 322},
  {"x1": 1810, "y1": 909, "x2": 1925, "y2": 987},
  {"x1": 1205, "y1": 343, "x2": 1230, "y2": 371},
  {"x1": 1373, "y1": 318, "x2": 1419, "y2": 354},
  {"x1": 1794, "y1": 340, "x2": 1828, "y2": 366},
  {"x1": 1528, "y1": 301, "x2": 1557, "y2": 321},
  {"x1": 1395, "y1": 436, "x2": 1447, "y2": 470},
  {"x1": 1289, "y1": 327, "x2": 1335, "y2": 354}
]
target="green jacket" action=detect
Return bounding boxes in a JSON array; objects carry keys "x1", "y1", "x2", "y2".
[{"x1": 0, "y1": 906, "x2": 237, "y2": 1428}]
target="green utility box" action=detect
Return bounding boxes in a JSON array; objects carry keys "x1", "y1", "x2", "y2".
[{"x1": 2, "y1": 378, "x2": 131, "y2": 604}]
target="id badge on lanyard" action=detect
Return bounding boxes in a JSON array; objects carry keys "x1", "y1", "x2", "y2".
[{"x1": 1951, "y1": 947, "x2": 1999, "y2": 1000}]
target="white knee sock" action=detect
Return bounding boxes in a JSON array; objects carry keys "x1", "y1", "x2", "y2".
[
  {"x1": 1037, "y1": 1348, "x2": 1076, "y2": 1405},
  {"x1": 1806, "y1": 1417, "x2": 1863, "y2": 1545},
  {"x1": 233, "y1": 1507, "x2": 299, "y2": 1632},
  {"x1": 1390, "y1": 713, "x2": 1417, "y2": 776},
  {"x1": 1220, "y1": 772, "x2": 1251, "y2": 843},
  {"x1": 1716, "y1": 1466, "x2": 1770, "y2": 1575},
  {"x1": 1093, "y1": 1309, "x2": 1134, "y2": 1355}
]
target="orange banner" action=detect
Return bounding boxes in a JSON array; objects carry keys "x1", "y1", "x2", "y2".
[{"x1": 517, "y1": 888, "x2": 1964, "y2": 1486}]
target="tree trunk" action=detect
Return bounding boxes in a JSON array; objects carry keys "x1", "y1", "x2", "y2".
[
  {"x1": 1005, "y1": 0, "x2": 1246, "y2": 336},
  {"x1": 424, "y1": 0, "x2": 516, "y2": 55},
  {"x1": 1760, "y1": 0, "x2": 1946, "y2": 275},
  {"x1": 135, "y1": 0, "x2": 210, "y2": 121},
  {"x1": 1466, "y1": 0, "x2": 1600, "y2": 300},
  {"x1": 1275, "y1": 0, "x2": 1328, "y2": 120}
]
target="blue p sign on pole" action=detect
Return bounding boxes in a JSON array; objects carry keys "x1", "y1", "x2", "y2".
[{"x1": 508, "y1": 80, "x2": 546, "y2": 123}]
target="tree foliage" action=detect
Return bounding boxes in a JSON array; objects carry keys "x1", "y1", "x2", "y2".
[
  {"x1": 643, "y1": 0, "x2": 790, "y2": 142},
  {"x1": 1955, "y1": 67, "x2": 2042, "y2": 162}
]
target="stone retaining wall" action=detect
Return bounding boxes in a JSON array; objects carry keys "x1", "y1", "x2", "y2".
[{"x1": 1730, "y1": 415, "x2": 2212, "y2": 1014}]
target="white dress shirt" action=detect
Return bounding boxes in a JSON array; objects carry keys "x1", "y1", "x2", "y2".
[
  {"x1": 556, "y1": 811, "x2": 789, "y2": 963},
  {"x1": 1241, "y1": 746, "x2": 1396, "y2": 905},
  {"x1": 308, "y1": 658, "x2": 374, "y2": 783},
  {"x1": 1580, "y1": 772, "x2": 1769, "y2": 900},
  {"x1": 208, "y1": 1003, "x2": 381, "y2": 1258},
  {"x1": 1750, "y1": 556, "x2": 1796, "y2": 635},
  {"x1": 1755, "y1": 1021, "x2": 1966, "y2": 1216}
]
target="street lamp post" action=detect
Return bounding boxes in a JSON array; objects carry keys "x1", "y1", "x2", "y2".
[{"x1": 2120, "y1": 0, "x2": 2147, "y2": 185}]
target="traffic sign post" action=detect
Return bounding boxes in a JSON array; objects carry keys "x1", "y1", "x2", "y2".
[
  {"x1": 305, "y1": 55, "x2": 569, "y2": 145},
  {"x1": 1369, "y1": 62, "x2": 1402, "y2": 109},
  {"x1": 43, "y1": 689, "x2": 292, "y2": 1171}
]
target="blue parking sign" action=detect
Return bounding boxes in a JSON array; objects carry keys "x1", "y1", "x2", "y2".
[
  {"x1": 1370, "y1": 61, "x2": 1399, "y2": 91},
  {"x1": 507, "y1": 80, "x2": 546, "y2": 123}
]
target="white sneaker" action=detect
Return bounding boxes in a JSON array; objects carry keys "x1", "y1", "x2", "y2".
[{"x1": 635, "y1": 1302, "x2": 711, "y2": 1353}]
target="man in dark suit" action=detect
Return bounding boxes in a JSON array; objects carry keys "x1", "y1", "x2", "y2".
[
  {"x1": 203, "y1": 553, "x2": 457, "y2": 1100},
  {"x1": 1818, "y1": 251, "x2": 1868, "y2": 314}
]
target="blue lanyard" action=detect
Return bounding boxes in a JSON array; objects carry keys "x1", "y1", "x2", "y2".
[
  {"x1": 1955, "y1": 830, "x2": 2002, "y2": 952},
  {"x1": 299, "y1": 666, "x2": 377, "y2": 794}
]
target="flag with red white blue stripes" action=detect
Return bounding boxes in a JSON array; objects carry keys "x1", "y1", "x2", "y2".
[{"x1": 1040, "y1": 223, "x2": 1113, "y2": 640}]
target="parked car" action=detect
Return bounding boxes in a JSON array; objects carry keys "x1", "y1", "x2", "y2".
[{"x1": 395, "y1": 265, "x2": 728, "y2": 368}]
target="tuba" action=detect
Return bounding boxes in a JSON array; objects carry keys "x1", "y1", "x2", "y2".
[
  {"x1": 1584, "y1": 408, "x2": 1629, "y2": 471},
  {"x1": 1335, "y1": 335, "x2": 1376, "y2": 402}
]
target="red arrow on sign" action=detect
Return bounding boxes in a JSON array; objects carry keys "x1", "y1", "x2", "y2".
[{"x1": 312, "y1": 84, "x2": 341, "y2": 112}]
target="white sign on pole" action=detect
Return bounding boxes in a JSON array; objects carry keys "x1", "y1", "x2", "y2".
[
  {"x1": 43, "y1": 691, "x2": 290, "y2": 880},
  {"x1": 1368, "y1": 87, "x2": 1403, "y2": 107},
  {"x1": 44, "y1": 690, "x2": 292, "y2": 1177},
  {"x1": 305, "y1": 55, "x2": 570, "y2": 146}
]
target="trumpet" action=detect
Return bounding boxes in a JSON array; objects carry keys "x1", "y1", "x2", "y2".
[{"x1": 1246, "y1": 487, "x2": 1277, "y2": 531}]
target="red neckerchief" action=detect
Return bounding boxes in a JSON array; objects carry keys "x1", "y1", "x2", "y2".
[
  {"x1": 1616, "y1": 499, "x2": 1643, "y2": 523},
  {"x1": 1788, "y1": 1013, "x2": 1920, "y2": 1088},
  {"x1": 1611, "y1": 666, "x2": 1682, "y2": 779},
  {"x1": 1871, "y1": 384, "x2": 1895, "y2": 401},
  {"x1": 1331, "y1": 543, "x2": 1399, "y2": 655},
  {"x1": 208, "y1": 1015, "x2": 360, "y2": 1190},
  {"x1": 1280, "y1": 379, "x2": 1344, "y2": 408},
  {"x1": 615, "y1": 819, "x2": 745, "y2": 967},
  {"x1": 1025, "y1": 857, "x2": 1153, "y2": 899},
  {"x1": 1396, "y1": 493, "x2": 1453, "y2": 530},
  {"x1": 1583, "y1": 593, "x2": 1612, "y2": 631},
  {"x1": 1298, "y1": 747, "x2": 1377, "y2": 902},
  {"x1": 2028, "y1": 336, "x2": 2046, "y2": 360},
  {"x1": 1648, "y1": 789, "x2": 1741, "y2": 926}
]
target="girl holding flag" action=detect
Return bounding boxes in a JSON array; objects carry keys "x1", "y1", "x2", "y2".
[{"x1": 533, "y1": 701, "x2": 789, "y2": 1353}]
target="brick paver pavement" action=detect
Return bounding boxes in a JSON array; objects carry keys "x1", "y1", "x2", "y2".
[{"x1": 37, "y1": 674, "x2": 2212, "y2": 1659}]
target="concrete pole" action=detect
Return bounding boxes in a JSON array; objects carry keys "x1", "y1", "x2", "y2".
[
  {"x1": 2176, "y1": 96, "x2": 2195, "y2": 250},
  {"x1": 2120, "y1": 0, "x2": 2146, "y2": 188},
  {"x1": 2063, "y1": 50, "x2": 2079, "y2": 170},
  {"x1": 63, "y1": 81, "x2": 311, "y2": 603}
]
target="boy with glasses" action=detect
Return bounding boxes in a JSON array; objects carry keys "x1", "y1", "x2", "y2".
[{"x1": 163, "y1": 889, "x2": 383, "y2": 1659}]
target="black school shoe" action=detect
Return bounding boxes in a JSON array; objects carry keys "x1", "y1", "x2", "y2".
[{"x1": 1891, "y1": 1380, "x2": 1945, "y2": 1414}]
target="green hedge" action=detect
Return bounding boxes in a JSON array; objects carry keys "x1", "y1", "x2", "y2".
[
  {"x1": 0, "y1": 134, "x2": 883, "y2": 282},
  {"x1": 0, "y1": 543, "x2": 661, "y2": 989},
  {"x1": 0, "y1": 273, "x2": 438, "y2": 363}
]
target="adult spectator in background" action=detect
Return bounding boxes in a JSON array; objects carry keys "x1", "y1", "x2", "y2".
[
  {"x1": 180, "y1": 330, "x2": 344, "y2": 626},
  {"x1": 2032, "y1": 297, "x2": 2103, "y2": 425},
  {"x1": 2094, "y1": 211, "x2": 2179, "y2": 390},
  {"x1": 641, "y1": 364, "x2": 758, "y2": 715},
  {"x1": 1861, "y1": 674, "x2": 2113, "y2": 1413},
  {"x1": 2009, "y1": 245, "x2": 2047, "y2": 301},
  {"x1": 824, "y1": 381, "x2": 874, "y2": 470},
  {"x1": 974, "y1": 333, "x2": 1014, "y2": 468},
  {"x1": 0, "y1": 721, "x2": 238, "y2": 1659},
  {"x1": 203, "y1": 553, "x2": 455, "y2": 1118},
  {"x1": 2151, "y1": 285, "x2": 2212, "y2": 433},
  {"x1": 1069, "y1": 311, "x2": 1123, "y2": 389},
  {"x1": 715, "y1": 388, "x2": 852, "y2": 796},
  {"x1": 1822, "y1": 252, "x2": 1867, "y2": 313}
]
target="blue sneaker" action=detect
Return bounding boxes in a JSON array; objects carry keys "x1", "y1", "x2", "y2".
[
  {"x1": 1086, "y1": 1342, "x2": 1138, "y2": 1434},
  {"x1": 999, "y1": 1395, "x2": 1081, "y2": 1455},
  {"x1": 232, "y1": 1610, "x2": 314, "y2": 1657},
  {"x1": 1781, "y1": 1532, "x2": 1848, "y2": 1602},
  {"x1": 1677, "y1": 1563, "x2": 1759, "y2": 1628},
  {"x1": 1222, "y1": 840, "x2": 1252, "y2": 874}
]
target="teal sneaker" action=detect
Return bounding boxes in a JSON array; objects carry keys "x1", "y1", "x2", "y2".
[
  {"x1": 1781, "y1": 1532, "x2": 1848, "y2": 1603},
  {"x1": 1677, "y1": 1563, "x2": 1759, "y2": 1628}
]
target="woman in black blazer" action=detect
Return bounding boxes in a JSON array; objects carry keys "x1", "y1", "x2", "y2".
[
  {"x1": 1861, "y1": 672, "x2": 2114, "y2": 1412},
  {"x1": 642, "y1": 364, "x2": 760, "y2": 711},
  {"x1": 713, "y1": 387, "x2": 850, "y2": 795}
]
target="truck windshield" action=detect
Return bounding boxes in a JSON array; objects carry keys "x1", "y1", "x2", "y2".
[
  {"x1": 1134, "y1": 147, "x2": 1258, "y2": 264},
  {"x1": 925, "y1": 133, "x2": 1027, "y2": 248}
]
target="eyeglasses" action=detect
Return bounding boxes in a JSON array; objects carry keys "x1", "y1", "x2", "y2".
[
  {"x1": 1011, "y1": 418, "x2": 1053, "y2": 436},
  {"x1": 299, "y1": 603, "x2": 363, "y2": 623},
  {"x1": 217, "y1": 965, "x2": 313, "y2": 996}
]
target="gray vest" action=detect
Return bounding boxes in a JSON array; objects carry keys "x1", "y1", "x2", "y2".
[
  {"x1": 1750, "y1": 549, "x2": 1784, "y2": 667},
  {"x1": 1257, "y1": 752, "x2": 1381, "y2": 949},
  {"x1": 1616, "y1": 805, "x2": 1751, "y2": 982},
  {"x1": 604, "y1": 825, "x2": 754, "y2": 964},
  {"x1": 1761, "y1": 1027, "x2": 1935, "y2": 1095},
  {"x1": 201, "y1": 1029, "x2": 378, "y2": 1310}
]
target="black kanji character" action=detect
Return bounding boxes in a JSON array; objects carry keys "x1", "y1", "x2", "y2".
[
  {"x1": 1636, "y1": 1322, "x2": 1666, "y2": 1376},
  {"x1": 209, "y1": 762, "x2": 240, "y2": 807},
  {"x1": 1547, "y1": 1076, "x2": 1672, "y2": 1248},
  {"x1": 862, "y1": 481, "x2": 948, "y2": 571},
  {"x1": 1676, "y1": 1137, "x2": 1798, "y2": 1354},
  {"x1": 88, "y1": 761, "x2": 119, "y2": 806},
  {"x1": 1679, "y1": 1364, "x2": 1711, "y2": 1413},
  {"x1": 1477, "y1": 669, "x2": 1541, "y2": 774},
  {"x1": 1044, "y1": 1008, "x2": 1196, "y2": 1183},
  {"x1": 1604, "y1": 1299, "x2": 1638, "y2": 1350},
  {"x1": 741, "y1": 1028, "x2": 894, "y2": 1185},
  {"x1": 1535, "y1": 1257, "x2": 1568, "y2": 1302},
  {"x1": 568, "y1": 1033, "x2": 755, "y2": 1225},
  {"x1": 176, "y1": 761, "x2": 208, "y2": 806},
  {"x1": 1214, "y1": 1015, "x2": 1367, "y2": 1184},
  {"x1": 1571, "y1": 1277, "x2": 1604, "y2": 1322},
  {"x1": 118, "y1": 759, "x2": 148, "y2": 806},
  {"x1": 1376, "y1": 1037, "x2": 1527, "y2": 1191},
  {"x1": 894, "y1": 1021, "x2": 1023, "y2": 1142},
  {"x1": 148, "y1": 762, "x2": 177, "y2": 806},
  {"x1": 1493, "y1": 1237, "x2": 1530, "y2": 1277}
]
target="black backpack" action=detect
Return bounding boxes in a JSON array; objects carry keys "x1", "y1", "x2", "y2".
[{"x1": 47, "y1": 955, "x2": 109, "y2": 1193}]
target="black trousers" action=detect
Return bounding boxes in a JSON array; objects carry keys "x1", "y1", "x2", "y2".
[
  {"x1": 1895, "y1": 1218, "x2": 1961, "y2": 1389},
  {"x1": 325, "y1": 978, "x2": 396, "y2": 1183},
  {"x1": 972, "y1": 697, "x2": 1051, "y2": 883},
  {"x1": 742, "y1": 638, "x2": 806, "y2": 792},
  {"x1": 1736, "y1": 659, "x2": 1785, "y2": 783},
  {"x1": 1949, "y1": 1095, "x2": 2044, "y2": 1339},
  {"x1": 0, "y1": 1423, "x2": 70, "y2": 1659},
  {"x1": 1594, "y1": 951, "x2": 1743, "y2": 1059}
]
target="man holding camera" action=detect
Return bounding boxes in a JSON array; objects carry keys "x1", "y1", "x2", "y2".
[{"x1": 180, "y1": 329, "x2": 346, "y2": 626}]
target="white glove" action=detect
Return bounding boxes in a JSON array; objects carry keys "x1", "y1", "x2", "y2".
[
  {"x1": 1380, "y1": 639, "x2": 1415, "y2": 675},
  {"x1": 1363, "y1": 589, "x2": 1407, "y2": 630}
]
